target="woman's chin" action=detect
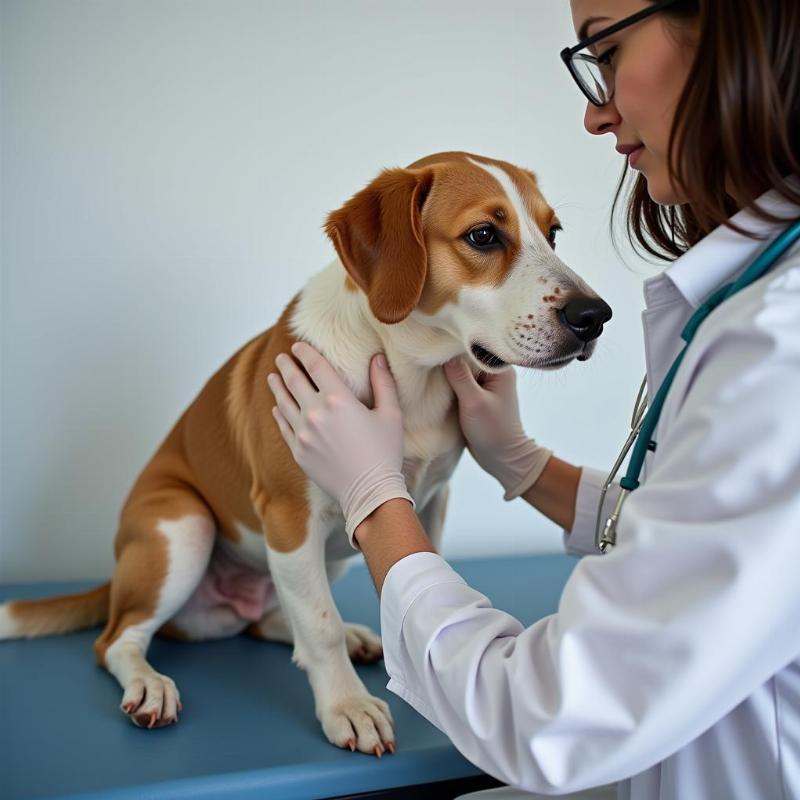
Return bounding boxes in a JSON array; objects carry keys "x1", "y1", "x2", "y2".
[{"x1": 642, "y1": 170, "x2": 688, "y2": 207}]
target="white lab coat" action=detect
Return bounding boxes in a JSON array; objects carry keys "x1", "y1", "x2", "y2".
[{"x1": 379, "y1": 188, "x2": 800, "y2": 799}]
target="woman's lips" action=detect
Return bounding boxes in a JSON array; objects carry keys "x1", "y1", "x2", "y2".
[{"x1": 628, "y1": 145, "x2": 645, "y2": 169}]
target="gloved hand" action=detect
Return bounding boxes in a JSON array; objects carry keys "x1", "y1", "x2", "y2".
[
  {"x1": 268, "y1": 342, "x2": 414, "y2": 548},
  {"x1": 443, "y1": 357, "x2": 552, "y2": 500}
]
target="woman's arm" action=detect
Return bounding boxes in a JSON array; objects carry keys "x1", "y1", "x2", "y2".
[
  {"x1": 354, "y1": 455, "x2": 582, "y2": 594},
  {"x1": 519, "y1": 455, "x2": 582, "y2": 531},
  {"x1": 354, "y1": 499, "x2": 434, "y2": 594},
  {"x1": 354, "y1": 452, "x2": 583, "y2": 594}
]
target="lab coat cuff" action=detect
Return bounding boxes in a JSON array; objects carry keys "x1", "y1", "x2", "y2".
[
  {"x1": 563, "y1": 466, "x2": 609, "y2": 557},
  {"x1": 380, "y1": 551, "x2": 466, "y2": 681},
  {"x1": 385, "y1": 676, "x2": 439, "y2": 725}
]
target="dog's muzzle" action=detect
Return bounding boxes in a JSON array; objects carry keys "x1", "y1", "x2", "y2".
[{"x1": 558, "y1": 296, "x2": 613, "y2": 343}]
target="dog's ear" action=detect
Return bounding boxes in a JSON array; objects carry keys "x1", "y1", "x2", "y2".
[{"x1": 324, "y1": 167, "x2": 435, "y2": 324}]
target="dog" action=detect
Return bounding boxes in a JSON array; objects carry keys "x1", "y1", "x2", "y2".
[{"x1": 0, "y1": 151, "x2": 611, "y2": 756}]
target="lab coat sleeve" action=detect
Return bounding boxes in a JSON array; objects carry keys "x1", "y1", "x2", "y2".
[
  {"x1": 379, "y1": 293, "x2": 800, "y2": 794},
  {"x1": 562, "y1": 466, "x2": 619, "y2": 557}
]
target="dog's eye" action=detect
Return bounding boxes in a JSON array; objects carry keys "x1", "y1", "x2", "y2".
[
  {"x1": 547, "y1": 224, "x2": 561, "y2": 249},
  {"x1": 466, "y1": 225, "x2": 499, "y2": 248}
]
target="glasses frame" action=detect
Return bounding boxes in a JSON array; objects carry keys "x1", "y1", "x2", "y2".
[{"x1": 560, "y1": 0, "x2": 682, "y2": 107}]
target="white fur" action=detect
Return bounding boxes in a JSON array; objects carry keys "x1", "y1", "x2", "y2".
[
  {"x1": 291, "y1": 260, "x2": 464, "y2": 431},
  {"x1": 218, "y1": 521, "x2": 272, "y2": 571},
  {"x1": 471, "y1": 159, "x2": 548, "y2": 249},
  {"x1": 155, "y1": 515, "x2": 217, "y2": 620},
  {"x1": 0, "y1": 604, "x2": 19, "y2": 639},
  {"x1": 266, "y1": 488, "x2": 393, "y2": 752}
]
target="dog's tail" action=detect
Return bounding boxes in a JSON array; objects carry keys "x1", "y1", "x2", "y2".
[{"x1": 0, "y1": 583, "x2": 110, "y2": 639}]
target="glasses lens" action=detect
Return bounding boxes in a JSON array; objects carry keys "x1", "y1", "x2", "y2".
[{"x1": 572, "y1": 52, "x2": 611, "y2": 105}]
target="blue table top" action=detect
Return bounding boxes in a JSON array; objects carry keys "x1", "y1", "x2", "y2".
[{"x1": 0, "y1": 553, "x2": 576, "y2": 800}]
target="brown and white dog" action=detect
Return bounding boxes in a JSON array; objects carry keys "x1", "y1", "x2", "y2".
[{"x1": 0, "y1": 151, "x2": 610, "y2": 756}]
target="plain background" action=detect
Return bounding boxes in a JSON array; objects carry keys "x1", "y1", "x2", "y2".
[{"x1": 1, "y1": 0, "x2": 656, "y2": 583}]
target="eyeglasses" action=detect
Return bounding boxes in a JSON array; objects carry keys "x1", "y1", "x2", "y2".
[{"x1": 560, "y1": 0, "x2": 682, "y2": 107}]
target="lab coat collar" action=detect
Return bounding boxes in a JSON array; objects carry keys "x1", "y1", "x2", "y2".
[{"x1": 650, "y1": 183, "x2": 800, "y2": 310}]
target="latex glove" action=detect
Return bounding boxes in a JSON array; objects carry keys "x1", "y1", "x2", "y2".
[
  {"x1": 443, "y1": 357, "x2": 552, "y2": 500},
  {"x1": 268, "y1": 342, "x2": 414, "y2": 548}
]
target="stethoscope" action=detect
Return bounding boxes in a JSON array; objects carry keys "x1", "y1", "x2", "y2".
[{"x1": 595, "y1": 218, "x2": 800, "y2": 553}]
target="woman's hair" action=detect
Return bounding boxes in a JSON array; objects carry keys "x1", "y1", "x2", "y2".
[{"x1": 614, "y1": 0, "x2": 800, "y2": 261}]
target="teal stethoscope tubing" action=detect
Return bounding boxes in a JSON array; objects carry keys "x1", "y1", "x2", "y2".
[{"x1": 597, "y1": 217, "x2": 800, "y2": 553}]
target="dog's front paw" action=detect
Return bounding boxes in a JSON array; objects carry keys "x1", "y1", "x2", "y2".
[
  {"x1": 344, "y1": 622, "x2": 383, "y2": 663},
  {"x1": 320, "y1": 693, "x2": 395, "y2": 756},
  {"x1": 120, "y1": 671, "x2": 182, "y2": 729}
]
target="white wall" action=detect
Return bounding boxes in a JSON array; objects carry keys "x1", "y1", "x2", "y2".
[{"x1": 1, "y1": 0, "x2": 655, "y2": 582}]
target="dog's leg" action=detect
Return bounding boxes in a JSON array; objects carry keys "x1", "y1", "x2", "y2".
[
  {"x1": 94, "y1": 496, "x2": 215, "y2": 729},
  {"x1": 256, "y1": 486, "x2": 447, "y2": 665},
  {"x1": 417, "y1": 484, "x2": 450, "y2": 553},
  {"x1": 258, "y1": 485, "x2": 450, "y2": 660},
  {"x1": 246, "y1": 606, "x2": 294, "y2": 644},
  {"x1": 326, "y1": 558, "x2": 383, "y2": 663},
  {"x1": 248, "y1": 557, "x2": 382, "y2": 663},
  {"x1": 261, "y1": 501, "x2": 394, "y2": 755}
]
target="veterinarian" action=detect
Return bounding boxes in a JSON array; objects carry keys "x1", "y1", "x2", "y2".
[{"x1": 268, "y1": 0, "x2": 800, "y2": 797}]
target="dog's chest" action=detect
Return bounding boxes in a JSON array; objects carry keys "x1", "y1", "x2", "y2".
[
  {"x1": 223, "y1": 411, "x2": 464, "y2": 569},
  {"x1": 402, "y1": 411, "x2": 464, "y2": 507},
  {"x1": 315, "y1": 423, "x2": 463, "y2": 563}
]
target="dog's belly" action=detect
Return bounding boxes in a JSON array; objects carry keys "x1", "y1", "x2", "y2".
[{"x1": 173, "y1": 541, "x2": 278, "y2": 636}]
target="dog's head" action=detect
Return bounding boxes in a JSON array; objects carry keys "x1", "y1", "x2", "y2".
[{"x1": 324, "y1": 151, "x2": 611, "y2": 372}]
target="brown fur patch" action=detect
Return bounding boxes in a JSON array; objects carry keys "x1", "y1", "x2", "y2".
[
  {"x1": 400, "y1": 152, "x2": 559, "y2": 316},
  {"x1": 6, "y1": 583, "x2": 110, "y2": 638},
  {"x1": 93, "y1": 298, "x2": 314, "y2": 661}
]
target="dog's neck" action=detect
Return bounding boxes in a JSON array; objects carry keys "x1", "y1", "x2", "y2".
[{"x1": 291, "y1": 261, "x2": 462, "y2": 431}]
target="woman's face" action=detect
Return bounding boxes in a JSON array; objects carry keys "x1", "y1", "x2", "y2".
[{"x1": 569, "y1": 0, "x2": 698, "y2": 205}]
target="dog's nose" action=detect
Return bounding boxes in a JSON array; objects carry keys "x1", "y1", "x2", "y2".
[{"x1": 558, "y1": 296, "x2": 612, "y2": 342}]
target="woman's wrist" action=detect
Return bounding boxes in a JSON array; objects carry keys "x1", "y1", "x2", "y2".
[
  {"x1": 353, "y1": 498, "x2": 435, "y2": 594},
  {"x1": 498, "y1": 437, "x2": 554, "y2": 501},
  {"x1": 341, "y1": 466, "x2": 415, "y2": 547},
  {"x1": 519, "y1": 454, "x2": 582, "y2": 531}
]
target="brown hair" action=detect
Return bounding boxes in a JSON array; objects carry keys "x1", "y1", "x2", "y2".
[{"x1": 614, "y1": 0, "x2": 800, "y2": 261}]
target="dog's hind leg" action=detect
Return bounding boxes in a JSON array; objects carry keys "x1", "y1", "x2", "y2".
[{"x1": 94, "y1": 490, "x2": 216, "y2": 729}]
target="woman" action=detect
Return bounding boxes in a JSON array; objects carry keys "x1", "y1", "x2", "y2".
[{"x1": 267, "y1": 1, "x2": 800, "y2": 797}]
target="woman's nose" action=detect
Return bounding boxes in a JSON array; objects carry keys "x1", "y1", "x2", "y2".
[{"x1": 583, "y1": 98, "x2": 621, "y2": 136}]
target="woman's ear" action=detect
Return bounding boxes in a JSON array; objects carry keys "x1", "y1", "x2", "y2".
[{"x1": 324, "y1": 166, "x2": 435, "y2": 324}]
